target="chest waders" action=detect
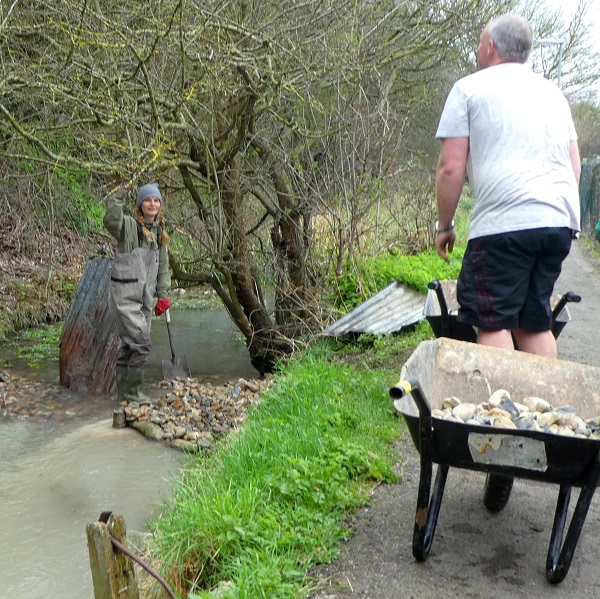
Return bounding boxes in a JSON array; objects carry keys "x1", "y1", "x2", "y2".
[{"x1": 110, "y1": 231, "x2": 160, "y2": 405}]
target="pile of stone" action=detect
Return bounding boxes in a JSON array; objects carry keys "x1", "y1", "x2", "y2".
[
  {"x1": 0, "y1": 369, "x2": 95, "y2": 421},
  {"x1": 435, "y1": 388, "x2": 600, "y2": 440},
  {"x1": 116, "y1": 377, "x2": 272, "y2": 452}
]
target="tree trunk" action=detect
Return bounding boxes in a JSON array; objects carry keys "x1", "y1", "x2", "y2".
[{"x1": 219, "y1": 168, "x2": 295, "y2": 373}]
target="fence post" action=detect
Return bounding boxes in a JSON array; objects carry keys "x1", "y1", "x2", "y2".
[{"x1": 87, "y1": 513, "x2": 139, "y2": 599}]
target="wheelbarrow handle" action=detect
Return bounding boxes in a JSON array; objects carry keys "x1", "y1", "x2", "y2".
[
  {"x1": 428, "y1": 280, "x2": 450, "y2": 338},
  {"x1": 552, "y1": 291, "x2": 582, "y2": 320},
  {"x1": 390, "y1": 379, "x2": 433, "y2": 458}
]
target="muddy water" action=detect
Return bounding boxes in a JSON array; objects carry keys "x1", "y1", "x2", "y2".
[
  {"x1": 146, "y1": 305, "x2": 258, "y2": 384},
  {"x1": 0, "y1": 418, "x2": 184, "y2": 599},
  {"x1": 0, "y1": 306, "x2": 259, "y2": 598}
]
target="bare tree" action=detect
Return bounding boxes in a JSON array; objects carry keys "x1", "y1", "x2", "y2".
[
  {"x1": 522, "y1": 0, "x2": 600, "y2": 93},
  {"x1": 0, "y1": 0, "x2": 531, "y2": 370}
]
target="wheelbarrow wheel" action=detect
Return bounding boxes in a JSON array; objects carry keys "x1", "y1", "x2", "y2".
[{"x1": 483, "y1": 474, "x2": 514, "y2": 512}]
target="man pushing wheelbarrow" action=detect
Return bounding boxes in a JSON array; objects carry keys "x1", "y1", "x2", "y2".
[{"x1": 388, "y1": 13, "x2": 593, "y2": 586}]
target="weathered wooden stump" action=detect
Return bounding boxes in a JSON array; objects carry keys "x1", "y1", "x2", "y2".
[
  {"x1": 113, "y1": 407, "x2": 126, "y2": 428},
  {"x1": 59, "y1": 256, "x2": 120, "y2": 393},
  {"x1": 87, "y1": 514, "x2": 139, "y2": 599}
]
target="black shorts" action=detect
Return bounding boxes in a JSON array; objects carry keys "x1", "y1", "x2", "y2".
[{"x1": 456, "y1": 228, "x2": 573, "y2": 332}]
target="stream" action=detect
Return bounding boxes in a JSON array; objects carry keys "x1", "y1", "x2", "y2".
[{"x1": 0, "y1": 306, "x2": 258, "y2": 599}]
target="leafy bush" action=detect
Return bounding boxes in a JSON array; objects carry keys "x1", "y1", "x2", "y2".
[{"x1": 331, "y1": 246, "x2": 465, "y2": 311}]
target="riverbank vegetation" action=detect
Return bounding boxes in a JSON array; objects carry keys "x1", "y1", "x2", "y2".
[
  {"x1": 0, "y1": 2, "x2": 598, "y2": 596},
  {"x1": 141, "y1": 240, "x2": 464, "y2": 597},
  {"x1": 0, "y1": 0, "x2": 600, "y2": 599},
  {"x1": 146, "y1": 327, "x2": 433, "y2": 599}
]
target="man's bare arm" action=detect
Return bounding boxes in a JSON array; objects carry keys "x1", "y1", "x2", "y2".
[
  {"x1": 435, "y1": 137, "x2": 469, "y2": 262},
  {"x1": 569, "y1": 140, "x2": 581, "y2": 185}
]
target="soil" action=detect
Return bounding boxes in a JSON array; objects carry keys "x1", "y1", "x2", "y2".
[
  {"x1": 308, "y1": 240, "x2": 600, "y2": 599},
  {"x1": 0, "y1": 229, "x2": 111, "y2": 334}
]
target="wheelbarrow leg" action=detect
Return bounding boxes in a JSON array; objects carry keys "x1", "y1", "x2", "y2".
[
  {"x1": 413, "y1": 462, "x2": 449, "y2": 560},
  {"x1": 406, "y1": 382, "x2": 449, "y2": 560},
  {"x1": 390, "y1": 380, "x2": 449, "y2": 561},
  {"x1": 546, "y1": 453, "x2": 600, "y2": 584}
]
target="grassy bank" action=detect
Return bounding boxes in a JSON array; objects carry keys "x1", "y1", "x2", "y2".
[
  {"x1": 145, "y1": 211, "x2": 468, "y2": 597},
  {"x1": 147, "y1": 326, "x2": 434, "y2": 598}
]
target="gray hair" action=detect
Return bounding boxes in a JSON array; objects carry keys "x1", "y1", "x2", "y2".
[{"x1": 487, "y1": 15, "x2": 532, "y2": 63}]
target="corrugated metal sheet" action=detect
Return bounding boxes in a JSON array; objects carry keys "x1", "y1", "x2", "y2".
[{"x1": 322, "y1": 282, "x2": 426, "y2": 336}]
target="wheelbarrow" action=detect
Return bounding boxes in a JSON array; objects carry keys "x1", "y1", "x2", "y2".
[
  {"x1": 423, "y1": 279, "x2": 581, "y2": 344},
  {"x1": 423, "y1": 280, "x2": 582, "y2": 511},
  {"x1": 390, "y1": 338, "x2": 600, "y2": 583}
]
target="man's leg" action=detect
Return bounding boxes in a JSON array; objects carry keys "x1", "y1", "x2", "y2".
[
  {"x1": 512, "y1": 329, "x2": 557, "y2": 359},
  {"x1": 477, "y1": 329, "x2": 514, "y2": 350}
]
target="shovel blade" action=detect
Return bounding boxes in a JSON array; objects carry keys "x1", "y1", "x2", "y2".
[{"x1": 162, "y1": 355, "x2": 191, "y2": 380}]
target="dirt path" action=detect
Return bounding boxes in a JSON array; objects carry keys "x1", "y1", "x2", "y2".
[{"x1": 310, "y1": 240, "x2": 600, "y2": 599}]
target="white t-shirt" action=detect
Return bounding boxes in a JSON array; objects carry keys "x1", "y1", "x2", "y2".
[{"x1": 436, "y1": 63, "x2": 580, "y2": 240}]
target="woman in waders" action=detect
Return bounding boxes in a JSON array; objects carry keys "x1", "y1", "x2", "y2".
[{"x1": 103, "y1": 183, "x2": 171, "y2": 404}]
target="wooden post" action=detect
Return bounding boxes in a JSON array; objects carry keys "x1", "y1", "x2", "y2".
[
  {"x1": 87, "y1": 514, "x2": 139, "y2": 599},
  {"x1": 60, "y1": 255, "x2": 121, "y2": 394}
]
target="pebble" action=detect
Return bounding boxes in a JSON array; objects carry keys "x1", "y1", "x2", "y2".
[
  {"x1": 437, "y1": 388, "x2": 600, "y2": 441},
  {"x1": 0, "y1": 370, "x2": 96, "y2": 421},
  {"x1": 121, "y1": 376, "x2": 272, "y2": 452}
]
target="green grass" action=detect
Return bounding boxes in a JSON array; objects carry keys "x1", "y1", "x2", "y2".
[
  {"x1": 329, "y1": 320, "x2": 436, "y2": 370},
  {"x1": 331, "y1": 247, "x2": 465, "y2": 312},
  {"x1": 8, "y1": 322, "x2": 63, "y2": 365},
  {"x1": 583, "y1": 235, "x2": 600, "y2": 259},
  {"x1": 147, "y1": 200, "x2": 476, "y2": 597},
  {"x1": 149, "y1": 342, "x2": 405, "y2": 598},
  {"x1": 330, "y1": 197, "x2": 471, "y2": 312}
]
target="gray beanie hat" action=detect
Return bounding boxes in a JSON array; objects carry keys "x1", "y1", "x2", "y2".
[{"x1": 136, "y1": 183, "x2": 162, "y2": 207}]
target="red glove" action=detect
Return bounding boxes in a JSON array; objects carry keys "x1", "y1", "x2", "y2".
[{"x1": 154, "y1": 298, "x2": 171, "y2": 316}]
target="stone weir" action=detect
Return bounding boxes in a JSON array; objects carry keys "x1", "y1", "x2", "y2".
[{"x1": 114, "y1": 376, "x2": 272, "y2": 452}]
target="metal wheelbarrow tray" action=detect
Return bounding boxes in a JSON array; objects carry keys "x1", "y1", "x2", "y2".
[
  {"x1": 390, "y1": 338, "x2": 600, "y2": 584},
  {"x1": 423, "y1": 280, "x2": 582, "y2": 519}
]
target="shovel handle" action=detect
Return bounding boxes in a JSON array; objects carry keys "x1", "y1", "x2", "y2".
[{"x1": 164, "y1": 309, "x2": 176, "y2": 361}]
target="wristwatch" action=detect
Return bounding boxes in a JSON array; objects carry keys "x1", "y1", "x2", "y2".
[{"x1": 435, "y1": 219, "x2": 454, "y2": 233}]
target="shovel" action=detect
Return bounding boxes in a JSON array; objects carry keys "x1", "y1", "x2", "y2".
[{"x1": 162, "y1": 308, "x2": 191, "y2": 379}]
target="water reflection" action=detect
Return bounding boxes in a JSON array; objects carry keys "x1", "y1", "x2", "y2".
[
  {"x1": 1, "y1": 306, "x2": 258, "y2": 386},
  {"x1": 147, "y1": 306, "x2": 259, "y2": 384}
]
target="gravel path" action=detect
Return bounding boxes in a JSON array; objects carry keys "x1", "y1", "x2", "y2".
[{"x1": 310, "y1": 240, "x2": 600, "y2": 599}]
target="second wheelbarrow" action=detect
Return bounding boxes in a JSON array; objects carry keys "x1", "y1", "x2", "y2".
[
  {"x1": 390, "y1": 338, "x2": 600, "y2": 584},
  {"x1": 423, "y1": 279, "x2": 581, "y2": 344}
]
